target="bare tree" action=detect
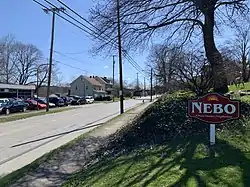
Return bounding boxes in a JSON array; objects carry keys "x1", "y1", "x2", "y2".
[
  {"x1": 51, "y1": 65, "x2": 63, "y2": 86},
  {"x1": 147, "y1": 44, "x2": 178, "y2": 91},
  {"x1": 225, "y1": 23, "x2": 250, "y2": 82},
  {"x1": 0, "y1": 35, "x2": 17, "y2": 83},
  {"x1": 90, "y1": 0, "x2": 249, "y2": 93},
  {"x1": 12, "y1": 42, "x2": 43, "y2": 85},
  {"x1": 220, "y1": 48, "x2": 243, "y2": 85},
  {"x1": 174, "y1": 50, "x2": 213, "y2": 96},
  {"x1": 148, "y1": 44, "x2": 212, "y2": 95}
]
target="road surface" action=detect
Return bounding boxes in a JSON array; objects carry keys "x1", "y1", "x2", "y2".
[{"x1": 0, "y1": 98, "x2": 152, "y2": 176}]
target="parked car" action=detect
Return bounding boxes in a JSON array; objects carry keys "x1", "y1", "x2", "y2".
[
  {"x1": 25, "y1": 99, "x2": 46, "y2": 110},
  {"x1": 61, "y1": 96, "x2": 72, "y2": 106},
  {"x1": 34, "y1": 97, "x2": 56, "y2": 108},
  {"x1": 85, "y1": 96, "x2": 94, "y2": 104},
  {"x1": 0, "y1": 99, "x2": 9, "y2": 114},
  {"x1": 0, "y1": 98, "x2": 9, "y2": 104},
  {"x1": 104, "y1": 96, "x2": 112, "y2": 101},
  {"x1": 70, "y1": 96, "x2": 86, "y2": 105},
  {"x1": 49, "y1": 97, "x2": 65, "y2": 107},
  {"x1": 0, "y1": 100, "x2": 27, "y2": 115}
]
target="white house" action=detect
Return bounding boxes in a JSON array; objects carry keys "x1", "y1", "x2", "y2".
[{"x1": 70, "y1": 75, "x2": 106, "y2": 98}]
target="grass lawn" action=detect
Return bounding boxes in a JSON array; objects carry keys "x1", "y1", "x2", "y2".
[
  {"x1": 63, "y1": 92, "x2": 250, "y2": 187},
  {"x1": 0, "y1": 107, "x2": 75, "y2": 124},
  {"x1": 228, "y1": 82, "x2": 250, "y2": 91}
]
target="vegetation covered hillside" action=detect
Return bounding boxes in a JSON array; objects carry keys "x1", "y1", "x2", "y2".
[{"x1": 64, "y1": 92, "x2": 250, "y2": 187}]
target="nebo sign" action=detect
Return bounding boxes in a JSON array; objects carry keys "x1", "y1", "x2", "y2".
[{"x1": 188, "y1": 93, "x2": 240, "y2": 124}]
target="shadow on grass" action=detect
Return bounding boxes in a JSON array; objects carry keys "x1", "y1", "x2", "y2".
[
  {"x1": 64, "y1": 135, "x2": 250, "y2": 187},
  {"x1": 64, "y1": 93, "x2": 250, "y2": 187}
]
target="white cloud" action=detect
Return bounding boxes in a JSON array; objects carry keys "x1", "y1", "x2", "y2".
[
  {"x1": 127, "y1": 78, "x2": 131, "y2": 80},
  {"x1": 104, "y1": 65, "x2": 108, "y2": 69}
]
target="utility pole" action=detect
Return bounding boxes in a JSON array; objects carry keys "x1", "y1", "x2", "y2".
[
  {"x1": 150, "y1": 68, "x2": 153, "y2": 102},
  {"x1": 43, "y1": 7, "x2": 65, "y2": 112},
  {"x1": 116, "y1": 0, "x2": 124, "y2": 114},
  {"x1": 113, "y1": 55, "x2": 115, "y2": 102}
]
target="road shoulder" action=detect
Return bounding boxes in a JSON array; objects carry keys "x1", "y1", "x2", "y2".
[{"x1": 0, "y1": 101, "x2": 154, "y2": 187}]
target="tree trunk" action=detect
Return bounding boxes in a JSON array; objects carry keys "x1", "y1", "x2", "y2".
[
  {"x1": 162, "y1": 60, "x2": 167, "y2": 92},
  {"x1": 203, "y1": 7, "x2": 228, "y2": 94},
  {"x1": 242, "y1": 55, "x2": 248, "y2": 82}
]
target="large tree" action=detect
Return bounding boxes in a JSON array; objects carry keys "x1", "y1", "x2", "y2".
[
  {"x1": 0, "y1": 35, "x2": 61, "y2": 89},
  {"x1": 90, "y1": 0, "x2": 249, "y2": 93},
  {"x1": 225, "y1": 23, "x2": 250, "y2": 82},
  {"x1": 12, "y1": 42, "x2": 43, "y2": 85},
  {"x1": 147, "y1": 44, "x2": 178, "y2": 91},
  {"x1": 0, "y1": 35, "x2": 17, "y2": 83}
]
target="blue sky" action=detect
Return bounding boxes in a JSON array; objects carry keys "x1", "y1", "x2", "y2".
[
  {"x1": 0, "y1": 0, "x2": 235, "y2": 86},
  {"x1": 0, "y1": 0, "x2": 148, "y2": 85}
]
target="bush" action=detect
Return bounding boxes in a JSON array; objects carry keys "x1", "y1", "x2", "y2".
[{"x1": 101, "y1": 91, "x2": 250, "y2": 155}]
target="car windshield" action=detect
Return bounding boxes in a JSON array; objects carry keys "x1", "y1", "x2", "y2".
[
  {"x1": 0, "y1": 99, "x2": 8, "y2": 103},
  {"x1": 85, "y1": 96, "x2": 93, "y2": 99},
  {"x1": 39, "y1": 98, "x2": 46, "y2": 103},
  {"x1": 29, "y1": 100, "x2": 37, "y2": 104}
]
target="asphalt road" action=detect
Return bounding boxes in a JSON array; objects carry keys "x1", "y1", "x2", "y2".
[{"x1": 0, "y1": 98, "x2": 152, "y2": 176}]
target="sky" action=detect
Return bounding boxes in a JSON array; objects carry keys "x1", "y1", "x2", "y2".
[
  {"x1": 0, "y1": 0, "x2": 148, "y2": 85},
  {"x1": 0, "y1": 0, "x2": 236, "y2": 86}
]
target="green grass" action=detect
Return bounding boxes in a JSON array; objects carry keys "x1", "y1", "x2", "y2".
[
  {"x1": 229, "y1": 82, "x2": 250, "y2": 91},
  {"x1": 63, "y1": 133, "x2": 250, "y2": 187},
  {"x1": 0, "y1": 107, "x2": 75, "y2": 124},
  {"x1": 63, "y1": 92, "x2": 250, "y2": 187}
]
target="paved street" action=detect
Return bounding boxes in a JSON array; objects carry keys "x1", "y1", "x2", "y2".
[{"x1": 0, "y1": 98, "x2": 151, "y2": 176}]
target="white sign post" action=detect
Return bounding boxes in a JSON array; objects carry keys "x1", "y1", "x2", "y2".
[{"x1": 210, "y1": 124, "x2": 215, "y2": 145}]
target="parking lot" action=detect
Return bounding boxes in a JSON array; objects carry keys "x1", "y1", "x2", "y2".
[{"x1": 0, "y1": 95, "x2": 99, "y2": 116}]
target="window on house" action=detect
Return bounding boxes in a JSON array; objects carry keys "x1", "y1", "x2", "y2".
[
  {"x1": 86, "y1": 86, "x2": 88, "y2": 90},
  {"x1": 76, "y1": 86, "x2": 77, "y2": 90}
]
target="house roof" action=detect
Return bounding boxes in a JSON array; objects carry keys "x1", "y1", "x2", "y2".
[
  {"x1": 84, "y1": 76, "x2": 102, "y2": 86},
  {"x1": 102, "y1": 77, "x2": 112, "y2": 84},
  {"x1": 94, "y1": 76, "x2": 106, "y2": 85},
  {"x1": 0, "y1": 83, "x2": 36, "y2": 90},
  {"x1": 95, "y1": 76, "x2": 113, "y2": 85}
]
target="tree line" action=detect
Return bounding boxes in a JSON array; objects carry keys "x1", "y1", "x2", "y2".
[
  {"x1": 0, "y1": 35, "x2": 61, "y2": 90},
  {"x1": 89, "y1": 0, "x2": 249, "y2": 94},
  {"x1": 147, "y1": 19, "x2": 250, "y2": 96}
]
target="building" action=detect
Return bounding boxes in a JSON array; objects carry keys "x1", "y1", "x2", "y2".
[
  {"x1": 0, "y1": 83, "x2": 35, "y2": 99},
  {"x1": 37, "y1": 86, "x2": 70, "y2": 97},
  {"x1": 94, "y1": 76, "x2": 113, "y2": 95},
  {"x1": 70, "y1": 75, "x2": 106, "y2": 98}
]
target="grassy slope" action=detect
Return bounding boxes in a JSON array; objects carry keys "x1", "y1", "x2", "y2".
[
  {"x1": 63, "y1": 92, "x2": 250, "y2": 187},
  {"x1": 229, "y1": 82, "x2": 250, "y2": 91}
]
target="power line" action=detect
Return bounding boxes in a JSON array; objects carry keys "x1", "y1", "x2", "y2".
[
  {"x1": 33, "y1": 0, "x2": 94, "y2": 36},
  {"x1": 41, "y1": 57, "x2": 89, "y2": 73},
  {"x1": 54, "y1": 50, "x2": 104, "y2": 68},
  {"x1": 53, "y1": 50, "x2": 87, "y2": 65},
  {"x1": 44, "y1": 0, "x2": 101, "y2": 38},
  {"x1": 54, "y1": 0, "x2": 145, "y2": 75},
  {"x1": 34, "y1": 0, "x2": 145, "y2": 76},
  {"x1": 56, "y1": 0, "x2": 117, "y2": 45}
]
